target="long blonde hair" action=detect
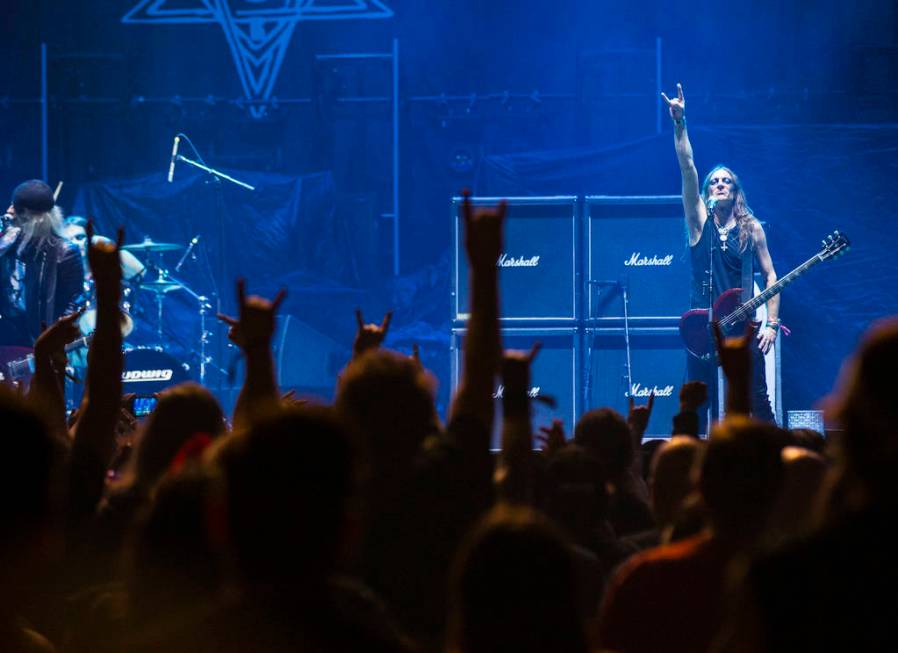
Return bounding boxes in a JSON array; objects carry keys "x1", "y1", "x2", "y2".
[
  {"x1": 701, "y1": 165, "x2": 758, "y2": 253},
  {"x1": 16, "y1": 206, "x2": 65, "y2": 255}
]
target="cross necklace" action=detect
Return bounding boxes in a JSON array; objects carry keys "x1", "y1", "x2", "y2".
[{"x1": 716, "y1": 220, "x2": 736, "y2": 251}]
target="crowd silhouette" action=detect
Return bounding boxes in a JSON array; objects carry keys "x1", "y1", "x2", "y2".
[{"x1": 1, "y1": 193, "x2": 893, "y2": 652}]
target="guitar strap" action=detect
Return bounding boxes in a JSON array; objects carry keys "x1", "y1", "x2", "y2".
[{"x1": 740, "y1": 233, "x2": 753, "y2": 304}]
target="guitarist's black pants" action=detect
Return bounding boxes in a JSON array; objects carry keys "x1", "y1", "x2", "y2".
[
  {"x1": 686, "y1": 338, "x2": 775, "y2": 435},
  {"x1": 0, "y1": 310, "x2": 30, "y2": 347}
]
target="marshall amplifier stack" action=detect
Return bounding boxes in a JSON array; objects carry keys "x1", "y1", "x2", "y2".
[
  {"x1": 451, "y1": 327, "x2": 579, "y2": 450},
  {"x1": 452, "y1": 196, "x2": 579, "y2": 325},
  {"x1": 450, "y1": 194, "x2": 697, "y2": 441},
  {"x1": 584, "y1": 196, "x2": 690, "y2": 436},
  {"x1": 585, "y1": 196, "x2": 691, "y2": 324}
]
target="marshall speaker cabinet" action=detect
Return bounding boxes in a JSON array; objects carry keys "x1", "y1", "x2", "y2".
[
  {"x1": 452, "y1": 196, "x2": 579, "y2": 325},
  {"x1": 585, "y1": 195, "x2": 691, "y2": 324},
  {"x1": 584, "y1": 327, "x2": 685, "y2": 438},
  {"x1": 451, "y1": 328, "x2": 579, "y2": 450}
]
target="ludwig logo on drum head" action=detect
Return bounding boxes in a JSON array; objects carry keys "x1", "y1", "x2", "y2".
[{"x1": 123, "y1": 369, "x2": 174, "y2": 382}]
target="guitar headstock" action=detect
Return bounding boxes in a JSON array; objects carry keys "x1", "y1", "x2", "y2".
[{"x1": 820, "y1": 230, "x2": 850, "y2": 261}]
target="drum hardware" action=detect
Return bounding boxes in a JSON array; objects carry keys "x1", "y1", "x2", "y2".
[
  {"x1": 77, "y1": 280, "x2": 135, "y2": 337},
  {"x1": 113, "y1": 230, "x2": 224, "y2": 388},
  {"x1": 161, "y1": 270, "x2": 214, "y2": 386},
  {"x1": 121, "y1": 237, "x2": 184, "y2": 253}
]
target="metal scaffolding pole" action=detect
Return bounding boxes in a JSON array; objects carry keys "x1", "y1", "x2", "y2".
[
  {"x1": 392, "y1": 37, "x2": 400, "y2": 276},
  {"x1": 41, "y1": 43, "x2": 48, "y2": 181}
]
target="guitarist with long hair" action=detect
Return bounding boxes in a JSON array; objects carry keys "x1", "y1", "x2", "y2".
[{"x1": 661, "y1": 83, "x2": 776, "y2": 428}]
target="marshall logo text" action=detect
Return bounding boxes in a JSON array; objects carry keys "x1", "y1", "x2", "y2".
[
  {"x1": 630, "y1": 383, "x2": 675, "y2": 398},
  {"x1": 624, "y1": 253, "x2": 674, "y2": 267},
  {"x1": 497, "y1": 253, "x2": 541, "y2": 268},
  {"x1": 493, "y1": 385, "x2": 541, "y2": 399}
]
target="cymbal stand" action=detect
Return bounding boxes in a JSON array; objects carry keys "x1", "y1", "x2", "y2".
[
  {"x1": 147, "y1": 260, "x2": 169, "y2": 342},
  {"x1": 166, "y1": 271, "x2": 215, "y2": 386}
]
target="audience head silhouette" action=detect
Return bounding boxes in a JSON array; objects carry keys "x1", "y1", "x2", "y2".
[
  {"x1": 448, "y1": 504, "x2": 588, "y2": 653},
  {"x1": 219, "y1": 405, "x2": 354, "y2": 592},
  {"x1": 133, "y1": 383, "x2": 225, "y2": 491},
  {"x1": 573, "y1": 408, "x2": 632, "y2": 478},
  {"x1": 336, "y1": 349, "x2": 438, "y2": 466},
  {"x1": 700, "y1": 417, "x2": 787, "y2": 543}
]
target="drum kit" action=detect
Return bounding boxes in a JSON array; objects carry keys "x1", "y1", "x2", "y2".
[{"x1": 74, "y1": 235, "x2": 215, "y2": 397}]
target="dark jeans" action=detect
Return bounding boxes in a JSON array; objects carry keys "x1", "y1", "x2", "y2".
[{"x1": 686, "y1": 337, "x2": 775, "y2": 436}]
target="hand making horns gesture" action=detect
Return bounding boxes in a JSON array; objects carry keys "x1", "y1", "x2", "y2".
[
  {"x1": 660, "y1": 82, "x2": 686, "y2": 122},
  {"x1": 217, "y1": 279, "x2": 286, "y2": 349},
  {"x1": 353, "y1": 308, "x2": 393, "y2": 357}
]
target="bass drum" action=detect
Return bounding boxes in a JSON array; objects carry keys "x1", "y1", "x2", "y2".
[{"x1": 122, "y1": 347, "x2": 190, "y2": 395}]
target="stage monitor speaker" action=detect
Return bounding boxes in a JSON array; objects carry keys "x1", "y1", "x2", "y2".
[
  {"x1": 452, "y1": 196, "x2": 579, "y2": 324},
  {"x1": 228, "y1": 314, "x2": 347, "y2": 401},
  {"x1": 451, "y1": 328, "x2": 579, "y2": 450},
  {"x1": 585, "y1": 327, "x2": 685, "y2": 438},
  {"x1": 586, "y1": 195, "x2": 692, "y2": 323},
  {"x1": 226, "y1": 315, "x2": 349, "y2": 415},
  {"x1": 273, "y1": 315, "x2": 349, "y2": 396}
]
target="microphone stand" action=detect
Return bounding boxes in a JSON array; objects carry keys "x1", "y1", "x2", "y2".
[
  {"x1": 706, "y1": 204, "x2": 717, "y2": 431},
  {"x1": 586, "y1": 280, "x2": 634, "y2": 406},
  {"x1": 621, "y1": 275, "x2": 633, "y2": 398},
  {"x1": 173, "y1": 141, "x2": 255, "y2": 399},
  {"x1": 175, "y1": 155, "x2": 256, "y2": 191}
]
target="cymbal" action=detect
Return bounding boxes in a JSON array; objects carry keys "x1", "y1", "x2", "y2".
[
  {"x1": 122, "y1": 238, "x2": 183, "y2": 253},
  {"x1": 140, "y1": 280, "x2": 183, "y2": 293}
]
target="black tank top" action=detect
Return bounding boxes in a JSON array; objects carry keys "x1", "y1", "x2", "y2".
[{"x1": 689, "y1": 217, "x2": 752, "y2": 309}]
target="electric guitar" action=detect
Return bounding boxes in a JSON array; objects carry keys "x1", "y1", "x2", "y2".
[
  {"x1": 679, "y1": 230, "x2": 850, "y2": 360},
  {"x1": 0, "y1": 336, "x2": 92, "y2": 384}
]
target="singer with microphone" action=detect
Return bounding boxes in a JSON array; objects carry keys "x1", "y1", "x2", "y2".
[
  {"x1": 0, "y1": 180, "x2": 85, "y2": 346},
  {"x1": 662, "y1": 83, "x2": 778, "y2": 426}
]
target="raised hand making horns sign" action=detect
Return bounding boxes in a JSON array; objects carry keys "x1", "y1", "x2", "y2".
[
  {"x1": 353, "y1": 308, "x2": 393, "y2": 358},
  {"x1": 660, "y1": 82, "x2": 686, "y2": 123},
  {"x1": 462, "y1": 188, "x2": 506, "y2": 271},
  {"x1": 217, "y1": 279, "x2": 287, "y2": 350}
]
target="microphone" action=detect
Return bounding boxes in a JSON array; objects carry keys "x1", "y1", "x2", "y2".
[
  {"x1": 706, "y1": 198, "x2": 719, "y2": 213},
  {"x1": 167, "y1": 135, "x2": 181, "y2": 183},
  {"x1": 174, "y1": 235, "x2": 200, "y2": 272}
]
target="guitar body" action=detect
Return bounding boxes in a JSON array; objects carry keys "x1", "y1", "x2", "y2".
[
  {"x1": 678, "y1": 230, "x2": 850, "y2": 361},
  {"x1": 0, "y1": 346, "x2": 35, "y2": 384},
  {"x1": 679, "y1": 288, "x2": 756, "y2": 360},
  {"x1": 0, "y1": 336, "x2": 91, "y2": 384}
]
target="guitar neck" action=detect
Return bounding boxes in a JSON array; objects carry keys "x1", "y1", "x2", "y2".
[
  {"x1": 7, "y1": 336, "x2": 91, "y2": 380},
  {"x1": 65, "y1": 336, "x2": 91, "y2": 354},
  {"x1": 722, "y1": 252, "x2": 824, "y2": 326}
]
